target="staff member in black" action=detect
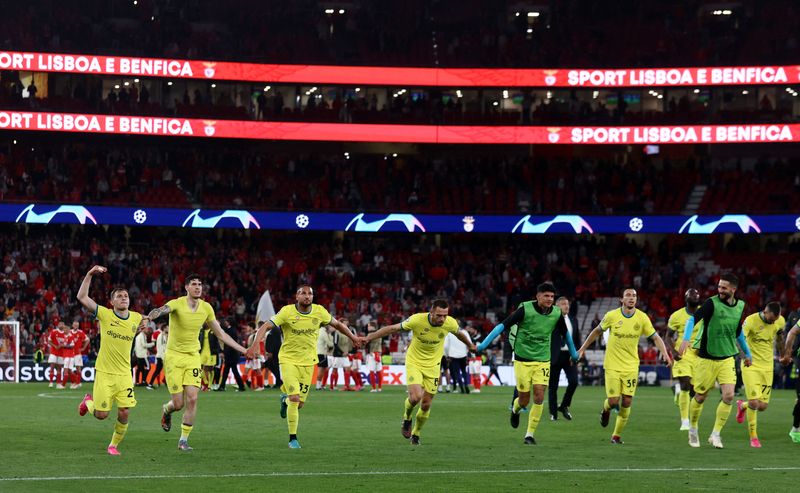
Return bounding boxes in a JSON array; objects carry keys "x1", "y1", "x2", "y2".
[
  {"x1": 217, "y1": 318, "x2": 246, "y2": 392},
  {"x1": 548, "y1": 297, "x2": 582, "y2": 420}
]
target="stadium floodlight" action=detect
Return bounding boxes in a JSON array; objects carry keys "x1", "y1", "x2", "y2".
[
  {"x1": 0, "y1": 321, "x2": 20, "y2": 383},
  {"x1": 324, "y1": 9, "x2": 334, "y2": 14},
  {"x1": 528, "y1": 12, "x2": 540, "y2": 17}
]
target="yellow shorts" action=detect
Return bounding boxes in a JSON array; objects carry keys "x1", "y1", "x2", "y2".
[
  {"x1": 281, "y1": 363, "x2": 314, "y2": 402},
  {"x1": 92, "y1": 370, "x2": 136, "y2": 412},
  {"x1": 605, "y1": 369, "x2": 639, "y2": 397},
  {"x1": 200, "y1": 346, "x2": 217, "y2": 367},
  {"x1": 514, "y1": 360, "x2": 551, "y2": 393},
  {"x1": 164, "y1": 350, "x2": 202, "y2": 394},
  {"x1": 406, "y1": 365, "x2": 440, "y2": 395},
  {"x1": 742, "y1": 367, "x2": 773, "y2": 403},
  {"x1": 692, "y1": 356, "x2": 735, "y2": 394},
  {"x1": 672, "y1": 349, "x2": 697, "y2": 379}
]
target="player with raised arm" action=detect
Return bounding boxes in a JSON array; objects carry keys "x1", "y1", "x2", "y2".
[
  {"x1": 76, "y1": 265, "x2": 147, "y2": 456},
  {"x1": 363, "y1": 299, "x2": 476, "y2": 446},
  {"x1": 148, "y1": 274, "x2": 248, "y2": 451},
  {"x1": 247, "y1": 285, "x2": 361, "y2": 449}
]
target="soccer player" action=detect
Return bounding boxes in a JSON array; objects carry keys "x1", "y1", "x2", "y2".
[
  {"x1": 678, "y1": 273, "x2": 752, "y2": 449},
  {"x1": 70, "y1": 321, "x2": 89, "y2": 389},
  {"x1": 365, "y1": 299, "x2": 476, "y2": 446},
  {"x1": 578, "y1": 288, "x2": 672, "y2": 444},
  {"x1": 75, "y1": 265, "x2": 146, "y2": 456},
  {"x1": 734, "y1": 302, "x2": 784, "y2": 447},
  {"x1": 664, "y1": 288, "x2": 701, "y2": 431},
  {"x1": 148, "y1": 274, "x2": 248, "y2": 451},
  {"x1": 199, "y1": 326, "x2": 220, "y2": 391},
  {"x1": 246, "y1": 285, "x2": 361, "y2": 449},
  {"x1": 46, "y1": 319, "x2": 66, "y2": 388},
  {"x1": 478, "y1": 283, "x2": 579, "y2": 444}
]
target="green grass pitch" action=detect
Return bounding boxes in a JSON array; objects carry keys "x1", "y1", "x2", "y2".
[{"x1": 1, "y1": 384, "x2": 798, "y2": 492}]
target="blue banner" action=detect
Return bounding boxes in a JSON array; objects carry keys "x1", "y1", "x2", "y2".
[{"x1": 3, "y1": 203, "x2": 799, "y2": 234}]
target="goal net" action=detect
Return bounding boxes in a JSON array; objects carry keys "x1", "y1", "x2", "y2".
[{"x1": 0, "y1": 321, "x2": 20, "y2": 383}]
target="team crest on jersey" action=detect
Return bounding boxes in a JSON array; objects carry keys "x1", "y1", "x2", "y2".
[
  {"x1": 288, "y1": 385, "x2": 295, "y2": 392},
  {"x1": 408, "y1": 375, "x2": 415, "y2": 382}
]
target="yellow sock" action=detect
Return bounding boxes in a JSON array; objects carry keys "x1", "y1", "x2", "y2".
[
  {"x1": 86, "y1": 399, "x2": 96, "y2": 415},
  {"x1": 613, "y1": 406, "x2": 631, "y2": 436},
  {"x1": 746, "y1": 406, "x2": 758, "y2": 438},
  {"x1": 512, "y1": 397, "x2": 523, "y2": 414},
  {"x1": 689, "y1": 398, "x2": 704, "y2": 428},
  {"x1": 180, "y1": 423, "x2": 193, "y2": 441},
  {"x1": 287, "y1": 400, "x2": 300, "y2": 434},
  {"x1": 411, "y1": 408, "x2": 429, "y2": 436},
  {"x1": 403, "y1": 398, "x2": 416, "y2": 420},
  {"x1": 713, "y1": 401, "x2": 732, "y2": 434},
  {"x1": 678, "y1": 391, "x2": 691, "y2": 421},
  {"x1": 526, "y1": 403, "x2": 543, "y2": 435},
  {"x1": 110, "y1": 420, "x2": 128, "y2": 447},
  {"x1": 603, "y1": 398, "x2": 612, "y2": 412}
]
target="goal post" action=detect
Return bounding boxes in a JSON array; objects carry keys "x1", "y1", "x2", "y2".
[{"x1": 0, "y1": 321, "x2": 20, "y2": 383}]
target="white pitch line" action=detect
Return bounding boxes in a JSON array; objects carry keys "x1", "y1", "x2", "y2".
[{"x1": 4, "y1": 466, "x2": 800, "y2": 482}]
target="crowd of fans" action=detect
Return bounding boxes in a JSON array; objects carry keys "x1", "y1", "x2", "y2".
[
  {"x1": 1, "y1": 1, "x2": 797, "y2": 68},
  {"x1": 2, "y1": 138, "x2": 799, "y2": 214},
  {"x1": 3, "y1": 225, "x2": 800, "y2": 365}
]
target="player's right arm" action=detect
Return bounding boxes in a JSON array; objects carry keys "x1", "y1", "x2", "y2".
[
  {"x1": 577, "y1": 323, "x2": 604, "y2": 360},
  {"x1": 477, "y1": 307, "x2": 524, "y2": 353},
  {"x1": 247, "y1": 320, "x2": 277, "y2": 359},
  {"x1": 364, "y1": 322, "x2": 405, "y2": 343},
  {"x1": 76, "y1": 265, "x2": 106, "y2": 314},
  {"x1": 147, "y1": 304, "x2": 172, "y2": 321}
]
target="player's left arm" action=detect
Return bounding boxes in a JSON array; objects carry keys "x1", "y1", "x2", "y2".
[
  {"x1": 648, "y1": 332, "x2": 672, "y2": 367},
  {"x1": 329, "y1": 318, "x2": 363, "y2": 347},
  {"x1": 209, "y1": 319, "x2": 247, "y2": 354}
]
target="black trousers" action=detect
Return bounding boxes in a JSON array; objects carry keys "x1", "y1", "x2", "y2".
[
  {"x1": 449, "y1": 357, "x2": 468, "y2": 388},
  {"x1": 147, "y1": 357, "x2": 163, "y2": 385},
  {"x1": 136, "y1": 357, "x2": 149, "y2": 384},
  {"x1": 548, "y1": 351, "x2": 578, "y2": 415},
  {"x1": 219, "y1": 353, "x2": 245, "y2": 390},
  {"x1": 265, "y1": 357, "x2": 282, "y2": 386}
]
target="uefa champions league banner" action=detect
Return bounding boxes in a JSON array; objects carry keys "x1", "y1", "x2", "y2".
[
  {"x1": 3, "y1": 203, "x2": 800, "y2": 234},
  {"x1": 1, "y1": 111, "x2": 799, "y2": 144},
  {"x1": 1, "y1": 51, "x2": 797, "y2": 87}
]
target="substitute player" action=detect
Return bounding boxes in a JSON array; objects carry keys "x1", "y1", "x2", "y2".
[
  {"x1": 679, "y1": 273, "x2": 752, "y2": 449},
  {"x1": 478, "y1": 283, "x2": 579, "y2": 444},
  {"x1": 363, "y1": 299, "x2": 475, "y2": 446},
  {"x1": 665, "y1": 288, "x2": 701, "y2": 430},
  {"x1": 76, "y1": 265, "x2": 146, "y2": 456},
  {"x1": 148, "y1": 274, "x2": 248, "y2": 451},
  {"x1": 247, "y1": 285, "x2": 361, "y2": 449},
  {"x1": 578, "y1": 288, "x2": 672, "y2": 444},
  {"x1": 735, "y1": 302, "x2": 784, "y2": 447}
]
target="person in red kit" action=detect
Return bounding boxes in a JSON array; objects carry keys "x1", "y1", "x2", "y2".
[
  {"x1": 47, "y1": 318, "x2": 68, "y2": 388},
  {"x1": 70, "y1": 320, "x2": 89, "y2": 389},
  {"x1": 365, "y1": 322, "x2": 384, "y2": 392}
]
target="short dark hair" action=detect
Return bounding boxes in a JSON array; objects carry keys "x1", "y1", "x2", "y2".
[
  {"x1": 537, "y1": 282, "x2": 556, "y2": 294},
  {"x1": 720, "y1": 273, "x2": 739, "y2": 287},
  {"x1": 109, "y1": 287, "x2": 128, "y2": 299},
  {"x1": 765, "y1": 302, "x2": 781, "y2": 316},
  {"x1": 296, "y1": 284, "x2": 313, "y2": 293},
  {"x1": 431, "y1": 299, "x2": 449, "y2": 310},
  {"x1": 185, "y1": 274, "x2": 202, "y2": 285}
]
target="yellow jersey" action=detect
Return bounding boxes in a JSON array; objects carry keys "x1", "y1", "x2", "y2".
[
  {"x1": 742, "y1": 312, "x2": 784, "y2": 370},
  {"x1": 95, "y1": 305, "x2": 143, "y2": 375},
  {"x1": 667, "y1": 307, "x2": 702, "y2": 350},
  {"x1": 165, "y1": 296, "x2": 216, "y2": 354},
  {"x1": 402, "y1": 312, "x2": 459, "y2": 369},
  {"x1": 271, "y1": 303, "x2": 333, "y2": 366},
  {"x1": 600, "y1": 308, "x2": 656, "y2": 372}
]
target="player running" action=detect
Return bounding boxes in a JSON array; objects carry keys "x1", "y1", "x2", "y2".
[{"x1": 664, "y1": 288, "x2": 701, "y2": 431}]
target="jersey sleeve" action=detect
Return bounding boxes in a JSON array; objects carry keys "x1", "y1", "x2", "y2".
[
  {"x1": 667, "y1": 312, "x2": 679, "y2": 333},
  {"x1": 445, "y1": 316, "x2": 460, "y2": 334},
  {"x1": 776, "y1": 316, "x2": 786, "y2": 334},
  {"x1": 600, "y1": 311, "x2": 614, "y2": 331},
  {"x1": 316, "y1": 305, "x2": 333, "y2": 326},
  {"x1": 203, "y1": 302, "x2": 216, "y2": 323},
  {"x1": 270, "y1": 306, "x2": 289, "y2": 328},
  {"x1": 96, "y1": 305, "x2": 110, "y2": 322},
  {"x1": 401, "y1": 313, "x2": 423, "y2": 331},
  {"x1": 641, "y1": 313, "x2": 656, "y2": 337}
]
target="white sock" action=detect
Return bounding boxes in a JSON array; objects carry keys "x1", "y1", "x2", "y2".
[
  {"x1": 710, "y1": 431, "x2": 720, "y2": 437},
  {"x1": 792, "y1": 427, "x2": 800, "y2": 433},
  {"x1": 674, "y1": 383, "x2": 680, "y2": 395}
]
